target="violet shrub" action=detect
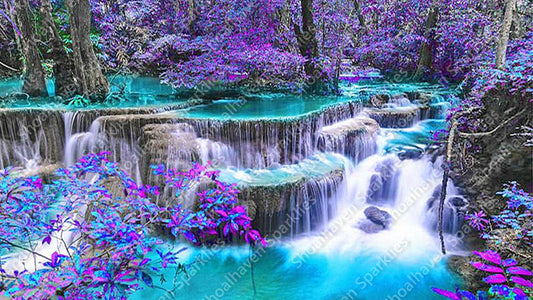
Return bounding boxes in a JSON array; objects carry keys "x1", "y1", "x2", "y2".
[
  {"x1": 0, "y1": 152, "x2": 265, "y2": 299},
  {"x1": 433, "y1": 183, "x2": 532, "y2": 300}
]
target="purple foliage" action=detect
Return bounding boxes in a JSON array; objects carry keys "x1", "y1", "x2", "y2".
[
  {"x1": 0, "y1": 152, "x2": 265, "y2": 299},
  {"x1": 434, "y1": 184, "x2": 533, "y2": 300}
]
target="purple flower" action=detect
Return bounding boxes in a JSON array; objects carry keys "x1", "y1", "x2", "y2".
[{"x1": 465, "y1": 211, "x2": 489, "y2": 231}]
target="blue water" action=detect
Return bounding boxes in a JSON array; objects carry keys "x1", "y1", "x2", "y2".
[
  {"x1": 0, "y1": 77, "x2": 462, "y2": 299},
  {"x1": 176, "y1": 94, "x2": 356, "y2": 120},
  {"x1": 131, "y1": 242, "x2": 458, "y2": 300}
]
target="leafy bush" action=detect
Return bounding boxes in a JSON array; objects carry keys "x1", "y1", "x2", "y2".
[
  {"x1": 433, "y1": 183, "x2": 532, "y2": 300},
  {"x1": 0, "y1": 152, "x2": 265, "y2": 299}
]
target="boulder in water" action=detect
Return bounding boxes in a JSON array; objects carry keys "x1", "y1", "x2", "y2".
[
  {"x1": 417, "y1": 93, "x2": 433, "y2": 106},
  {"x1": 364, "y1": 206, "x2": 393, "y2": 227},
  {"x1": 357, "y1": 219, "x2": 386, "y2": 233},
  {"x1": 320, "y1": 116, "x2": 379, "y2": 136},
  {"x1": 390, "y1": 93, "x2": 411, "y2": 107},
  {"x1": 366, "y1": 107, "x2": 420, "y2": 128},
  {"x1": 398, "y1": 147, "x2": 424, "y2": 160},
  {"x1": 369, "y1": 94, "x2": 390, "y2": 108},
  {"x1": 449, "y1": 196, "x2": 467, "y2": 208}
]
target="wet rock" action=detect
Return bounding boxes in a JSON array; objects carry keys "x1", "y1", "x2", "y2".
[
  {"x1": 426, "y1": 184, "x2": 441, "y2": 209},
  {"x1": 417, "y1": 93, "x2": 433, "y2": 106},
  {"x1": 405, "y1": 91, "x2": 421, "y2": 101},
  {"x1": 317, "y1": 117, "x2": 379, "y2": 161},
  {"x1": 237, "y1": 168, "x2": 345, "y2": 236},
  {"x1": 320, "y1": 116, "x2": 379, "y2": 136},
  {"x1": 140, "y1": 123, "x2": 200, "y2": 180},
  {"x1": 398, "y1": 147, "x2": 424, "y2": 160},
  {"x1": 357, "y1": 219, "x2": 385, "y2": 233},
  {"x1": 364, "y1": 206, "x2": 393, "y2": 227},
  {"x1": 16, "y1": 164, "x2": 61, "y2": 183},
  {"x1": 447, "y1": 255, "x2": 485, "y2": 292},
  {"x1": 366, "y1": 157, "x2": 399, "y2": 205},
  {"x1": 366, "y1": 107, "x2": 421, "y2": 128},
  {"x1": 369, "y1": 94, "x2": 390, "y2": 108},
  {"x1": 390, "y1": 93, "x2": 411, "y2": 107},
  {"x1": 449, "y1": 196, "x2": 467, "y2": 207}
]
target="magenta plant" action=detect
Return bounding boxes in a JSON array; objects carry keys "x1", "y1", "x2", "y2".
[
  {"x1": 433, "y1": 249, "x2": 532, "y2": 299},
  {"x1": 0, "y1": 152, "x2": 265, "y2": 299},
  {"x1": 467, "y1": 182, "x2": 532, "y2": 248},
  {"x1": 433, "y1": 183, "x2": 533, "y2": 300}
]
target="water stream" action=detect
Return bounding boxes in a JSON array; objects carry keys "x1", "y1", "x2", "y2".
[{"x1": 0, "y1": 78, "x2": 464, "y2": 299}]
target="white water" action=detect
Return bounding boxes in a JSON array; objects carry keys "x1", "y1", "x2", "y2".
[{"x1": 287, "y1": 129, "x2": 465, "y2": 260}]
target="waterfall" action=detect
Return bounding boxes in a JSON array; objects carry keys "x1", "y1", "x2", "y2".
[
  {"x1": 289, "y1": 140, "x2": 464, "y2": 257},
  {"x1": 0, "y1": 110, "x2": 64, "y2": 170},
  {"x1": 0, "y1": 80, "x2": 462, "y2": 248},
  {"x1": 218, "y1": 153, "x2": 348, "y2": 237}
]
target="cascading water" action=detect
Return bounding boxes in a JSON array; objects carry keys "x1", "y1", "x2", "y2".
[
  {"x1": 0, "y1": 79, "x2": 464, "y2": 299},
  {"x1": 131, "y1": 118, "x2": 464, "y2": 300}
]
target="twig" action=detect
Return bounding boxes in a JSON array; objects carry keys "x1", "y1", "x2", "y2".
[
  {"x1": 249, "y1": 245, "x2": 257, "y2": 299},
  {"x1": 0, "y1": 237, "x2": 51, "y2": 261},
  {"x1": 0, "y1": 60, "x2": 17, "y2": 72},
  {"x1": 457, "y1": 108, "x2": 527, "y2": 138}
]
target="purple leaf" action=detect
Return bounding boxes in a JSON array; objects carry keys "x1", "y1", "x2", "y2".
[
  {"x1": 512, "y1": 287, "x2": 526, "y2": 297},
  {"x1": 458, "y1": 290, "x2": 476, "y2": 300},
  {"x1": 483, "y1": 274, "x2": 507, "y2": 284},
  {"x1": 42, "y1": 235, "x2": 52, "y2": 245},
  {"x1": 507, "y1": 267, "x2": 533, "y2": 276},
  {"x1": 501, "y1": 259, "x2": 517, "y2": 267},
  {"x1": 510, "y1": 276, "x2": 533, "y2": 287},
  {"x1": 431, "y1": 287, "x2": 461, "y2": 300}
]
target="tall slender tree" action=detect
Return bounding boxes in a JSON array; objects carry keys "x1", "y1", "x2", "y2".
[
  {"x1": 294, "y1": 0, "x2": 322, "y2": 91},
  {"x1": 67, "y1": 0, "x2": 109, "y2": 100},
  {"x1": 13, "y1": 0, "x2": 47, "y2": 97},
  {"x1": 40, "y1": 0, "x2": 79, "y2": 98},
  {"x1": 414, "y1": 4, "x2": 439, "y2": 80},
  {"x1": 495, "y1": 0, "x2": 517, "y2": 69}
]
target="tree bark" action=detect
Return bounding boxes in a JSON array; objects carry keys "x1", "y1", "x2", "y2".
[
  {"x1": 353, "y1": 0, "x2": 366, "y2": 30},
  {"x1": 294, "y1": 0, "x2": 324, "y2": 92},
  {"x1": 495, "y1": 0, "x2": 517, "y2": 69},
  {"x1": 414, "y1": 5, "x2": 439, "y2": 80},
  {"x1": 187, "y1": 0, "x2": 198, "y2": 35},
  {"x1": 13, "y1": 0, "x2": 47, "y2": 97},
  {"x1": 40, "y1": 0, "x2": 79, "y2": 98},
  {"x1": 67, "y1": 0, "x2": 109, "y2": 100}
]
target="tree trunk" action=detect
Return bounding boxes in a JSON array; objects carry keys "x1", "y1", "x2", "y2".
[
  {"x1": 353, "y1": 0, "x2": 366, "y2": 30},
  {"x1": 414, "y1": 5, "x2": 439, "y2": 80},
  {"x1": 495, "y1": 0, "x2": 517, "y2": 69},
  {"x1": 67, "y1": 0, "x2": 109, "y2": 100},
  {"x1": 187, "y1": 0, "x2": 198, "y2": 35},
  {"x1": 13, "y1": 0, "x2": 47, "y2": 97},
  {"x1": 40, "y1": 0, "x2": 79, "y2": 98},
  {"x1": 294, "y1": 0, "x2": 322, "y2": 91}
]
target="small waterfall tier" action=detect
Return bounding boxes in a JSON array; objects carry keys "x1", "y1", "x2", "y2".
[
  {"x1": 218, "y1": 153, "x2": 348, "y2": 237},
  {"x1": 317, "y1": 115, "x2": 379, "y2": 163},
  {"x1": 0, "y1": 78, "x2": 463, "y2": 246}
]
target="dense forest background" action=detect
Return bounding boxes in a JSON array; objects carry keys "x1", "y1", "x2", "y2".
[
  {"x1": 2, "y1": 0, "x2": 531, "y2": 200},
  {"x1": 0, "y1": 1, "x2": 532, "y2": 299},
  {"x1": 1, "y1": 0, "x2": 531, "y2": 93}
]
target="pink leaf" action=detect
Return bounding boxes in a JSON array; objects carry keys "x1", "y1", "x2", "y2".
[
  {"x1": 483, "y1": 274, "x2": 506, "y2": 284},
  {"x1": 431, "y1": 288, "x2": 460, "y2": 300},
  {"x1": 507, "y1": 267, "x2": 533, "y2": 276},
  {"x1": 510, "y1": 276, "x2": 533, "y2": 288},
  {"x1": 473, "y1": 250, "x2": 501, "y2": 265},
  {"x1": 470, "y1": 262, "x2": 503, "y2": 273}
]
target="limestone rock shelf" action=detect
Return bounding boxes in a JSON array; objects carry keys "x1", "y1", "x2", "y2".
[{"x1": 217, "y1": 153, "x2": 347, "y2": 236}]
